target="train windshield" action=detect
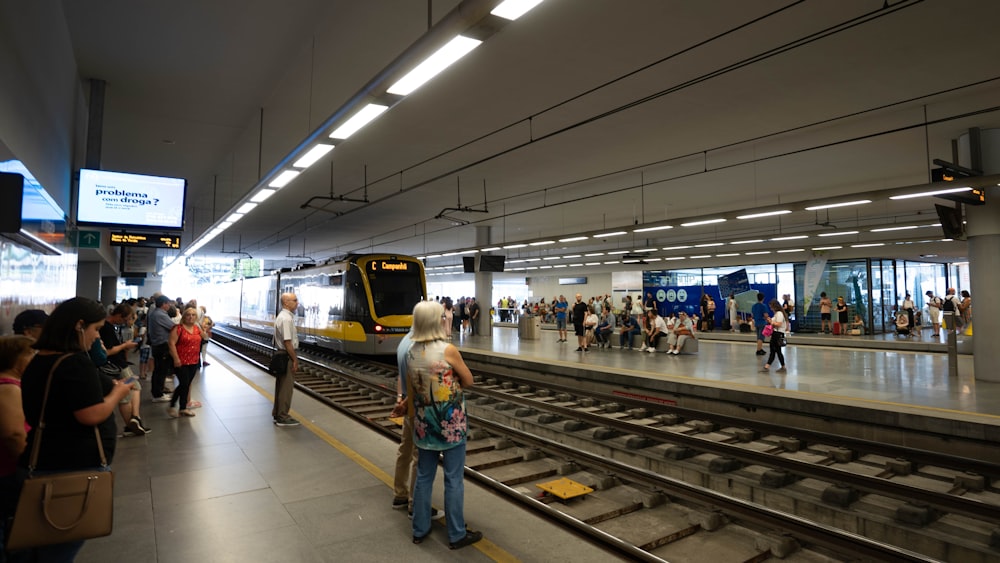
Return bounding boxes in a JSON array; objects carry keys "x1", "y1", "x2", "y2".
[{"x1": 365, "y1": 260, "x2": 424, "y2": 317}]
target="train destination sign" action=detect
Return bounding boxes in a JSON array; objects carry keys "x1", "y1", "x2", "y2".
[
  {"x1": 370, "y1": 260, "x2": 412, "y2": 272},
  {"x1": 110, "y1": 232, "x2": 181, "y2": 249}
]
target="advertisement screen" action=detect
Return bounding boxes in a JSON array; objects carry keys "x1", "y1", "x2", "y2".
[{"x1": 77, "y1": 169, "x2": 186, "y2": 230}]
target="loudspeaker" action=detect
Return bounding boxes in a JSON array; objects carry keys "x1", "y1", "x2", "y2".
[
  {"x1": 462, "y1": 256, "x2": 476, "y2": 273},
  {"x1": 0, "y1": 172, "x2": 24, "y2": 233}
]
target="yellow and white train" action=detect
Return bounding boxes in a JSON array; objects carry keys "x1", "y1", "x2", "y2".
[{"x1": 206, "y1": 254, "x2": 426, "y2": 355}]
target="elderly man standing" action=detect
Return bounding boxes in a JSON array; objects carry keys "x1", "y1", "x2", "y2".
[{"x1": 273, "y1": 292, "x2": 301, "y2": 427}]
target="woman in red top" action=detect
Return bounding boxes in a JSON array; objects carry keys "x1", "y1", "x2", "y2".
[{"x1": 167, "y1": 308, "x2": 208, "y2": 417}]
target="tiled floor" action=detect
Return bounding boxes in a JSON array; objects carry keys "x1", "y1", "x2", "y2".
[{"x1": 76, "y1": 349, "x2": 604, "y2": 563}]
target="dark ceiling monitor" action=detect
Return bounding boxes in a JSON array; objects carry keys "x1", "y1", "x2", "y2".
[
  {"x1": 77, "y1": 168, "x2": 187, "y2": 230},
  {"x1": 478, "y1": 254, "x2": 505, "y2": 272},
  {"x1": 462, "y1": 256, "x2": 476, "y2": 273},
  {"x1": 934, "y1": 204, "x2": 964, "y2": 240},
  {"x1": 0, "y1": 172, "x2": 24, "y2": 233}
]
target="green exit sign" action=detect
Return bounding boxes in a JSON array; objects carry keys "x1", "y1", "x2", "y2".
[{"x1": 76, "y1": 230, "x2": 101, "y2": 248}]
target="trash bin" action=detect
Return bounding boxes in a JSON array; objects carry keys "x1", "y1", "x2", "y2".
[{"x1": 518, "y1": 314, "x2": 540, "y2": 339}]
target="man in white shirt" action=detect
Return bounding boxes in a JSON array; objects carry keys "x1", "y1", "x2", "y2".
[
  {"x1": 644, "y1": 310, "x2": 668, "y2": 353},
  {"x1": 273, "y1": 292, "x2": 300, "y2": 427}
]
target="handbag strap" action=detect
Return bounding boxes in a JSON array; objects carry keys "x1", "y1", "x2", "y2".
[{"x1": 28, "y1": 353, "x2": 109, "y2": 473}]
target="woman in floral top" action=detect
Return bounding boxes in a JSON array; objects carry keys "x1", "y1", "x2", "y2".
[{"x1": 404, "y1": 300, "x2": 482, "y2": 550}]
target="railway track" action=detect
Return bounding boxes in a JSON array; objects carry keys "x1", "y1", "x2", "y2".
[{"x1": 210, "y1": 327, "x2": 1000, "y2": 562}]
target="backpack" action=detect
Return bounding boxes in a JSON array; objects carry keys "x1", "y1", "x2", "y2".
[{"x1": 943, "y1": 296, "x2": 957, "y2": 312}]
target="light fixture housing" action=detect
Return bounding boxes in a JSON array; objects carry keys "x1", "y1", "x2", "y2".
[
  {"x1": 491, "y1": 0, "x2": 544, "y2": 20},
  {"x1": 250, "y1": 189, "x2": 277, "y2": 203},
  {"x1": 889, "y1": 187, "x2": 971, "y2": 200},
  {"x1": 268, "y1": 170, "x2": 300, "y2": 188},
  {"x1": 681, "y1": 218, "x2": 726, "y2": 227},
  {"x1": 804, "y1": 200, "x2": 872, "y2": 211},
  {"x1": 386, "y1": 36, "x2": 482, "y2": 96},
  {"x1": 329, "y1": 104, "x2": 389, "y2": 139},
  {"x1": 633, "y1": 225, "x2": 673, "y2": 233},
  {"x1": 292, "y1": 144, "x2": 335, "y2": 169},
  {"x1": 737, "y1": 210, "x2": 791, "y2": 220}
]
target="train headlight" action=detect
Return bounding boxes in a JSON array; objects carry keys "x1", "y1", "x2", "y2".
[{"x1": 374, "y1": 324, "x2": 384, "y2": 333}]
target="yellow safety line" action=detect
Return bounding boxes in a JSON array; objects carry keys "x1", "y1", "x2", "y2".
[{"x1": 224, "y1": 363, "x2": 520, "y2": 562}]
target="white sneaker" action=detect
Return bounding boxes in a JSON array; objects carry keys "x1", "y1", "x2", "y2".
[
  {"x1": 647, "y1": 348, "x2": 656, "y2": 353},
  {"x1": 638, "y1": 345, "x2": 647, "y2": 351}
]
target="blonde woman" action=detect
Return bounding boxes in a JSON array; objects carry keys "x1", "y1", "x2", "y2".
[{"x1": 167, "y1": 308, "x2": 209, "y2": 417}]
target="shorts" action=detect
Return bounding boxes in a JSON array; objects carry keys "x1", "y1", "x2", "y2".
[
  {"x1": 755, "y1": 325, "x2": 766, "y2": 342},
  {"x1": 117, "y1": 366, "x2": 140, "y2": 404},
  {"x1": 556, "y1": 318, "x2": 567, "y2": 330},
  {"x1": 821, "y1": 313, "x2": 831, "y2": 321},
  {"x1": 139, "y1": 345, "x2": 151, "y2": 363},
  {"x1": 574, "y1": 323, "x2": 585, "y2": 337}
]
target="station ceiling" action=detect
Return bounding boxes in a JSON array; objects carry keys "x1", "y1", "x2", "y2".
[{"x1": 61, "y1": 0, "x2": 1000, "y2": 273}]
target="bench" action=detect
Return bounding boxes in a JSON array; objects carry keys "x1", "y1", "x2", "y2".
[{"x1": 653, "y1": 334, "x2": 699, "y2": 354}]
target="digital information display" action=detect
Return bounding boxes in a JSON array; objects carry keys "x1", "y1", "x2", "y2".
[
  {"x1": 370, "y1": 260, "x2": 413, "y2": 272},
  {"x1": 110, "y1": 232, "x2": 181, "y2": 249},
  {"x1": 77, "y1": 169, "x2": 186, "y2": 229}
]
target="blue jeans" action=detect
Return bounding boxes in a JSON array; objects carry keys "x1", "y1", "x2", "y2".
[{"x1": 412, "y1": 443, "x2": 466, "y2": 543}]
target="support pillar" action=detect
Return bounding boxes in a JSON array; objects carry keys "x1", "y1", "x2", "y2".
[
  {"x1": 100, "y1": 275, "x2": 118, "y2": 305},
  {"x1": 474, "y1": 226, "x2": 493, "y2": 339},
  {"x1": 959, "y1": 128, "x2": 1000, "y2": 381},
  {"x1": 76, "y1": 261, "x2": 101, "y2": 301}
]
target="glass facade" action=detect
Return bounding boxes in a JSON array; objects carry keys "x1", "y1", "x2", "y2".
[{"x1": 643, "y1": 258, "x2": 952, "y2": 335}]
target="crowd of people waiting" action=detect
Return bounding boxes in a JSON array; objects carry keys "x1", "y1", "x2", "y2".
[{"x1": 0, "y1": 292, "x2": 213, "y2": 561}]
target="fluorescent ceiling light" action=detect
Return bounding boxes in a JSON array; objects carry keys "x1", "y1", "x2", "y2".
[
  {"x1": 503, "y1": 243, "x2": 527, "y2": 249},
  {"x1": 523, "y1": 258, "x2": 540, "y2": 262},
  {"x1": 603, "y1": 261, "x2": 620, "y2": 265},
  {"x1": 681, "y1": 218, "x2": 726, "y2": 227},
  {"x1": 563, "y1": 254, "x2": 581, "y2": 258},
  {"x1": 553, "y1": 264, "x2": 567, "y2": 268},
  {"x1": 777, "y1": 249, "x2": 805, "y2": 253},
  {"x1": 662, "y1": 245, "x2": 692, "y2": 251},
  {"x1": 251, "y1": 189, "x2": 277, "y2": 203},
  {"x1": 633, "y1": 225, "x2": 673, "y2": 233},
  {"x1": 770, "y1": 235, "x2": 808, "y2": 241},
  {"x1": 633, "y1": 248, "x2": 657, "y2": 253},
  {"x1": 664, "y1": 256, "x2": 685, "y2": 261},
  {"x1": 585, "y1": 262, "x2": 601, "y2": 266},
  {"x1": 804, "y1": 200, "x2": 872, "y2": 211},
  {"x1": 689, "y1": 255, "x2": 711, "y2": 259},
  {"x1": 694, "y1": 242, "x2": 723, "y2": 248},
  {"x1": 745, "y1": 251, "x2": 771, "y2": 255},
  {"x1": 731, "y1": 239, "x2": 764, "y2": 245},
  {"x1": 622, "y1": 260, "x2": 641, "y2": 264},
  {"x1": 569, "y1": 263, "x2": 583, "y2": 267},
  {"x1": 593, "y1": 231, "x2": 626, "y2": 237},
  {"x1": 870, "y1": 225, "x2": 918, "y2": 232},
  {"x1": 225, "y1": 213, "x2": 244, "y2": 223},
  {"x1": 737, "y1": 210, "x2": 791, "y2": 220},
  {"x1": 542, "y1": 256, "x2": 560, "y2": 260},
  {"x1": 481, "y1": 247, "x2": 501, "y2": 251},
  {"x1": 269, "y1": 170, "x2": 300, "y2": 188},
  {"x1": 559, "y1": 236, "x2": 588, "y2": 242},
  {"x1": 716, "y1": 253, "x2": 739, "y2": 257},
  {"x1": 387, "y1": 36, "x2": 482, "y2": 96},
  {"x1": 530, "y1": 240, "x2": 555, "y2": 246},
  {"x1": 646, "y1": 258, "x2": 662, "y2": 262},
  {"x1": 852, "y1": 243, "x2": 885, "y2": 248},
  {"x1": 607, "y1": 250, "x2": 629, "y2": 255},
  {"x1": 811, "y1": 246, "x2": 842, "y2": 250},
  {"x1": 236, "y1": 202, "x2": 258, "y2": 214},
  {"x1": 293, "y1": 144, "x2": 335, "y2": 169},
  {"x1": 817, "y1": 230, "x2": 859, "y2": 237},
  {"x1": 889, "y1": 187, "x2": 972, "y2": 200},
  {"x1": 329, "y1": 104, "x2": 389, "y2": 139},
  {"x1": 491, "y1": 0, "x2": 544, "y2": 20},
  {"x1": 584, "y1": 252, "x2": 604, "y2": 257}
]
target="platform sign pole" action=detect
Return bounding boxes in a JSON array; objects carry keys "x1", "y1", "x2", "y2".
[{"x1": 946, "y1": 312, "x2": 959, "y2": 378}]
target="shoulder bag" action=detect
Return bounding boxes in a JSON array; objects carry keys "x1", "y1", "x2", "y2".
[{"x1": 7, "y1": 354, "x2": 115, "y2": 550}]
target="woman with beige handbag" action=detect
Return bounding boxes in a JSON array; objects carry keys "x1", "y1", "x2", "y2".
[{"x1": 9, "y1": 298, "x2": 131, "y2": 561}]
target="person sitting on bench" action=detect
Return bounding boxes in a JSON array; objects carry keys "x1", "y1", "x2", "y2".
[{"x1": 666, "y1": 311, "x2": 695, "y2": 355}]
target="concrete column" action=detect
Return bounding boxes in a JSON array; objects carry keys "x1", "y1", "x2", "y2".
[
  {"x1": 474, "y1": 226, "x2": 492, "y2": 338},
  {"x1": 100, "y1": 275, "x2": 118, "y2": 305},
  {"x1": 76, "y1": 261, "x2": 101, "y2": 301},
  {"x1": 959, "y1": 128, "x2": 1000, "y2": 381}
]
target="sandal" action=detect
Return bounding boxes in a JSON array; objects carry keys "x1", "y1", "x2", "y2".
[
  {"x1": 179, "y1": 409, "x2": 196, "y2": 417},
  {"x1": 187, "y1": 401, "x2": 202, "y2": 409}
]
